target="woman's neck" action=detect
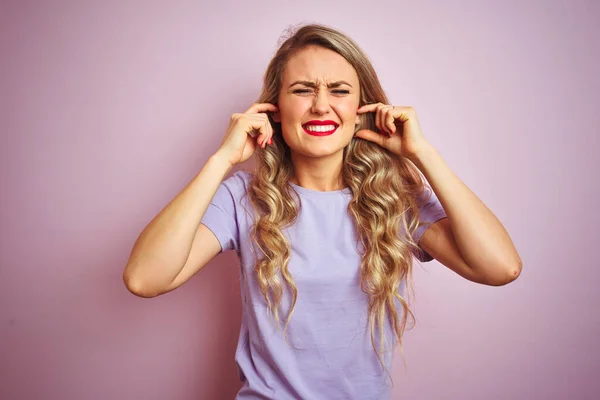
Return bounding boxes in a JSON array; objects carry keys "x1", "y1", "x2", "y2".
[{"x1": 289, "y1": 151, "x2": 345, "y2": 192}]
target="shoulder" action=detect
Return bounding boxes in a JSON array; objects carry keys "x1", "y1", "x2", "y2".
[
  {"x1": 227, "y1": 169, "x2": 253, "y2": 186},
  {"x1": 415, "y1": 184, "x2": 434, "y2": 204},
  {"x1": 219, "y1": 169, "x2": 254, "y2": 199}
]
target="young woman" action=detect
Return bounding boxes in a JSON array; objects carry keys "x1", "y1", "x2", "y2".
[{"x1": 123, "y1": 23, "x2": 522, "y2": 400}]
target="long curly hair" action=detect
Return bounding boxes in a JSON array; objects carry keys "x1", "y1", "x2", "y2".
[{"x1": 245, "y1": 23, "x2": 430, "y2": 377}]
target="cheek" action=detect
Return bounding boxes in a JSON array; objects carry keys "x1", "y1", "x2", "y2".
[
  {"x1": 333, "y1": 96, "x2": 360, "y2": 113},
  {"x1": 281, "y1": 100, "x2": 310, "y2": 124},
  {"x1": 335, "y1": 104, "x2": 359, "y2": 122}
]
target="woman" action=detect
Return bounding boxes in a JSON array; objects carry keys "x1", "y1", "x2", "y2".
[{"x1": 123, "y1": 23, "x2": 522, "y2": 400}]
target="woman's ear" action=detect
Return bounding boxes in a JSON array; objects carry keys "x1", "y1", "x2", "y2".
[
  {"x1": 354, "y1": 113, "x2": 363, "y2": 136},
  {"x1": 355, "y1": 112, "x2": 368, "y2": 129},
  {"x1": 272, "y1": 110, "x2": 281, "y2": 123}
]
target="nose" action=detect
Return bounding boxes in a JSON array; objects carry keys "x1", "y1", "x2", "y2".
[{"x1": 311, "y1": 89, "x2": 330, "y2": 115}]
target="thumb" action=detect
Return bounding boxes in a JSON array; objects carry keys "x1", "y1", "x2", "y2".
[{"x1": 355, "y1": 129, "x2": 385, "y2": 145}]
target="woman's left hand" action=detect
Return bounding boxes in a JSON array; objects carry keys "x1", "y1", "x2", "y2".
[{"x1": 355, "y1": 104, "x2": 431, "y2": 161}]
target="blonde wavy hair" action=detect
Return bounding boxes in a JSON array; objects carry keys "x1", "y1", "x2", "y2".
[{"x1": 245, "y1": 23, "x2": 431, "y2": 377}]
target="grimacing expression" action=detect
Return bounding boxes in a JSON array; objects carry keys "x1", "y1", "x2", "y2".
[{"x1": 273, "y1": 45, "x2": 361, "y2": 158}]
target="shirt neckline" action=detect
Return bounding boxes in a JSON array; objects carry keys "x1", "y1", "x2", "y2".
[{"x1": 288, "y1": 181, "x2": 352, "y2": 197}]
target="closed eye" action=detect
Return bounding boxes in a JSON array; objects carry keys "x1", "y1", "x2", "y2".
[{"x1": 292, "y1": 89, "x2": 351, "y2": 95}]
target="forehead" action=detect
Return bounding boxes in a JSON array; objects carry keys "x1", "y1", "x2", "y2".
[{"x1": 282, "y1": 45, "x2": 359, "y2": 85}]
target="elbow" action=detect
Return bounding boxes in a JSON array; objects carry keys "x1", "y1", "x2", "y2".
[
  {"x1": 122, "y1": 270, "x2": 161, "y2": 298},
  {"x1": 505, "y1": 258, "x2": 523, "y2": 284},
  {"x1": 488, "y1": 260, "x2": 523, "y2": 286},
  {"x1": 509, "y1": 261, "x2": 523, "y2": 282}
]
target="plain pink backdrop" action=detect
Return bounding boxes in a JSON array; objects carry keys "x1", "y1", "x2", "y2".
[{"x1": 1, "y1": 1, "x2": 598, "y2": 399}]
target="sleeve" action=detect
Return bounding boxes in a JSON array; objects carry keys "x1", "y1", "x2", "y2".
[
  {"x1": 411, "y1": 184, "x2": 448, "y2": 262},
  {"x1": 200, "y1": 176, "x2": 242, "y2": 253}
]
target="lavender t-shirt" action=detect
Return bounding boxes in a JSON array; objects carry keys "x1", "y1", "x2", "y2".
[{"x1": 200, "y1": 170, "x2": 447, "y2": 400}]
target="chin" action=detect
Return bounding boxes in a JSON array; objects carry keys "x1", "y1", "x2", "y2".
[
  {"x1": 284, "y1": 130, "x2": 353, "y2": 157},
  {"x1": 298, "y1": 142, "x2": 349, "y2": 158}
]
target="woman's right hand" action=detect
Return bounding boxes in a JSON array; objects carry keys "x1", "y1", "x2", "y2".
[{"x1": 216, "y1": 102, "x2": 278, "y2": 167}]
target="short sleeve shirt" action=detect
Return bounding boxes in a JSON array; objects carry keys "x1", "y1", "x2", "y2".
[{"x1": 200, "y1": 171, "x2": 447, "y2": 400}]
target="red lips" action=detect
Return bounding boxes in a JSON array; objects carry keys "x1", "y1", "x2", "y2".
[
  {"x1": 303, "y1": 120, "x2": 339, "y2": 126},
  {"x1": 302, "y1": 120, "x2": 339, "y2": 136}
]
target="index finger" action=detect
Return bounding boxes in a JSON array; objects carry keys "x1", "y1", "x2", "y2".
[
  {"x1": 245, "y1": 102, "x2": 279, "y2": 114},
  {"x1": 356, "y1": 103, "x2": 381, "y2": 114}
]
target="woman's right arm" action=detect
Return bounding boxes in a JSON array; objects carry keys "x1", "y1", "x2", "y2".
[
  {"x1": 122, "y1": 103, "x2": 277, "y2": 298},
  {"x1": 122, "y1": 153, "x2": 232, "y2": 298}
]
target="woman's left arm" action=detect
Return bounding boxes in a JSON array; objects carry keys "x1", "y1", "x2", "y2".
[
  {"x1": 356, "y1": 104, "x2": 522, "y2": 286},
  {"x1": 411, "y1": 144, "x2": 522, "y2": 286}
]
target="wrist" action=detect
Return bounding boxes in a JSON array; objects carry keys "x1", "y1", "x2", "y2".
[
  {"x1": 407, "y1": 143, "x2": 439, "y2": 170},
  {"x1": 209, "y1": 151, "x2": 235, "y2": 174}
]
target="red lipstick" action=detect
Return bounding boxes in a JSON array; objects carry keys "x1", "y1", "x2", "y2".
[{"x1": 302, "y1": 120, "x2": 339, "y2": 136}]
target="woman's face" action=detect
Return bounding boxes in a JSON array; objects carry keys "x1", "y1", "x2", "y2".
[{"x1": 274, "y1": 45, "x2": 361, "y2": 158}]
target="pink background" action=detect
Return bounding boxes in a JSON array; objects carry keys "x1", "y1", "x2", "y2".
[{"x1": 1, "y1": 1, "x2": 598, "y2": 399}]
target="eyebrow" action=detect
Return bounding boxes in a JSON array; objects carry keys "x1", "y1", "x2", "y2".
[{"x1": 288, "y1": 80, "x2": 353, "y2": 89}]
